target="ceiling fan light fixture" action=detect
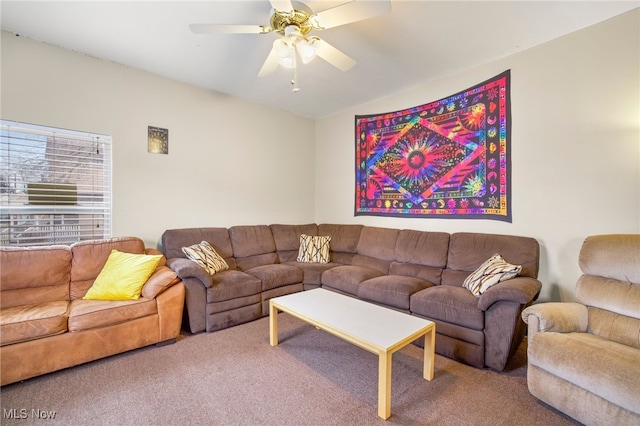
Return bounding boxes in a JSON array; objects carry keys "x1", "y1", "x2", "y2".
[
  {"x1": 273, "y1": 38, "x2": 290, "y2": 58},
  {"x1": 295, "y1": 38, "x2": 316, "y2": 63},
  {"x1": 278, "y1": 56, "x2": 295, "y2": 68},
  {"x1": 191, "y1": 0, "x2": 392, "y2": 86}
]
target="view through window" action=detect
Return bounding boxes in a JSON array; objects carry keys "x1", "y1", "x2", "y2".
[{"x1": 0, "y1": 120, "x2": 112, "y2": 246}]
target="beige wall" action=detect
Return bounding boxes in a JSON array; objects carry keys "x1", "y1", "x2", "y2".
[
  {"x1": 2, "y1": 9, "x2": 638, "y2": 302},
  {"x1": 315, "y1": 9, "x2": 640, "y2": 302},
  {"x1": 1, "y1": 31, "x2": 317, "y2": 248}
]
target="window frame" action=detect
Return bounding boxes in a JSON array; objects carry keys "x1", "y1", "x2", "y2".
[{"x1": 0, "y1": 120, "x2": 112, "y2": 246}]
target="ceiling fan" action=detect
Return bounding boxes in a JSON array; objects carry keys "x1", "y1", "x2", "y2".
[{"x1": 189, "y1": 0, "x2": 391, "y2": 91}]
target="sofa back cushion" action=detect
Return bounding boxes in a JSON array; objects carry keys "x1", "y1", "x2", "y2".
[
  {"x1": 161, "y1": 227, "x2": 234, "y2": 263},
  {"x1": 318, "y1": 224, "x2": 363, "y2": 264},
  {"x1": 576, "y1": 234, "x2": 640, "y2": 349},
  {"x1": 442, "y1": 232, "x2": 539, "y2": 286},
  {"x1": 351, "y1": 226, "x2": 399, "y2": 274},
  {"x1": 390, "y1": 230, "x2": 450, "y2": 283},
  {"x1": 0, "y1": 245, "x2": 72, "y2": 308},
  {"x1": 229, "y1": 225, "x2": 278, "y2": 271},
  {"x1": 70, "y1": 237, "x2": 146, "y2": 300},
  {"x1": 270, "y1": 224, "x2": 318, "y2": 263}
]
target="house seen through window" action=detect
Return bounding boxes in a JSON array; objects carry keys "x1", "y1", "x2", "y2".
[{"x1": 0, "y1": 120, "x2": 112, "y2": 246}]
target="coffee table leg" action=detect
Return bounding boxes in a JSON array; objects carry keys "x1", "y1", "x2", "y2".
[
  {"x1": 378, "y1": 350, "x2": 392, "y2": 420},
  {"x1": 269, "y1": 302, "x2": 279, "y2": 346},
  {"x1": 423, "y1": 326, "x2": 435, "y2": 381}
]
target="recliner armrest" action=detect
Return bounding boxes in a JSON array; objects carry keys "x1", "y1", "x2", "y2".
[
  {"x1": 477, "y1": 276, "x2": 542, "y2": 311},
  {"x1": 521, "y1": 302, "x2": 588, "y2": 336},
  {"x1": 166, "y1": 258, "x2": 213, "y2": 288}
]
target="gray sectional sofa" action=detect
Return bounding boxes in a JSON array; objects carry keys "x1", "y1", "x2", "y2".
[{"x1": 161, "y1": 224, "x2": 541, "y2": 371}]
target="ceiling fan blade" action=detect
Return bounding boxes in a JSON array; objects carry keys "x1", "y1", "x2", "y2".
[
  {"x1": 189, "y1": 24, "x2": 269, "y2": 34},
  {"x1": 313, "y1": 0, "x2": 391, "y2": 30},
  {"x1": 312, "y1": 38, "x2": 356, "y2": 72},
  {"x1": 258, "y1": 47, "x2": 280, "y2": 77},
  {"x1": 269, "y1": 0, "x2": 294, "y2": 13}
]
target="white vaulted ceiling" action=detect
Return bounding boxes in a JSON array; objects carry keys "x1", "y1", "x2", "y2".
[{"x1": 1, "y1": 1, "x2": 638, "y2": 118}]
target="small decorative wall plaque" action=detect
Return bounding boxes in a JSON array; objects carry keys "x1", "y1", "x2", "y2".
[{"x1": 148, "y1": 126, "x2": 168, "y2": 154}]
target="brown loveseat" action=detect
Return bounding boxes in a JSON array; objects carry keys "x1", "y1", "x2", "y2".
[
  {"x1": 161, "y1": 224, "x2": 541, "y2": 371},
  {"x1": 0, "y1": 237, "x2": 186, "y2": 386}
]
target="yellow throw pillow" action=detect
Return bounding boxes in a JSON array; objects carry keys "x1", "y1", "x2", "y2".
[{"x1": 83, "y1": 250, "x2": 163, "y2": 301}]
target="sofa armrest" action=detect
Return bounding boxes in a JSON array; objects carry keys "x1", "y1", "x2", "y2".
[
  {"x1": 477, "y1": 276, "x2": 542, "y2": 311},
  {"x1": 156, "y1": 281, "x2": 186, "y2": 342},
  {"x1": 141, "y1": 266, "x2": 181, "y2": 299},
  {"x1": 145, "y1": 248, "x2": 163, "y2": 256},
  {"x1": 166, "y1": 258, "x2": 213, "y2": 288},
  {"x1": 521, "y1": 302, "x2": 588, "y2": 336}
]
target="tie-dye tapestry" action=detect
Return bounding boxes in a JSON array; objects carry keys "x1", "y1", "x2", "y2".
[{"x1": 355, "y1": 70, "x2": 511, "y2": 222}]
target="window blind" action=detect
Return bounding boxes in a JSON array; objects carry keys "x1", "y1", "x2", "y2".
[{"x1": 0, "y1": 120, "x2": 112, "y2": 246}]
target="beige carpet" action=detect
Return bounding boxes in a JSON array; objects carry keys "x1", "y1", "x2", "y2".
[{"x1": 1, "y1": 314, "x2": 580, "y2": 425}]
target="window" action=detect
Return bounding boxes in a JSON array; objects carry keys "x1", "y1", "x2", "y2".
[{"x1": 0, "y1": 120, "x2": 112, "y2": 246}]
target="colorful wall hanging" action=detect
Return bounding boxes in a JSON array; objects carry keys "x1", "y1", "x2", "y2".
[{"x1": 355, "y1": 70, "x2": 511, "y2": 222}]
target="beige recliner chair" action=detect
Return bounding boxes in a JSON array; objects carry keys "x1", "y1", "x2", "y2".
[{"x1": 522, "y1": 234, "x2": 640, "y2": 425}]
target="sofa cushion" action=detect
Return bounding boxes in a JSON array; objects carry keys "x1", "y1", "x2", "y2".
[
  {"x1": 0, "y1": 301, "x2": 69, "y2": 346},
  {"x1": 321, "y1": 265, "x2": 384, "y2": 296},
  {"x1": 70, "y1": 236, "x2": 147, "y2": 300},
  {"x1": 182, "y1": 241, "x2": 229, "y2": 275},
  {"x1": 358, "y1": 275, "x2": 435, "y2": 310},
  {"x1": 297, "y1": 234, "x2": 331, "y2": 263},
  {"x1": 318, "y1": 224, "x2": 363, "y2": 255},
  {"x1": 578, "y1": 234, "x2": 640, "y2": 285},
  {"x1": 245, "y1": 264, "x2": 303, "y2": 291},
  {"x1": 282, "y1": 261, "x2": 338, "y2": 285},
  {"x1": 68, "y1": 298, "x2": 157, "y2": 332},
  {"x1": 230, "y1": 225, "x2": 278, "y2": 271},
  {"x1": 463, "y1": 253, "x2": 522, "y2": 297},
  {"x1": 162, "y1": 227, "x2": 234, "y2": 260},
  {"x1": 207, "y1": 270, "x2": 262, "y2": 303},
  {"x1": 389, "y1": 262, "x2": 443, "y2": 284},
  {"x1": 443, "y1": 233, "x2": 539, "y2": 286},
  {"x1": 0, "y1": 245, "x2": 72, "y2": 309},
  {"x1": 229, "y1": 225, "x2": 276, "y2": 258},
  {"x1": 270, "y1": 223, "x2": 318, "y2": 252},
  {"x1": 410, "y1": 286, "x2": 484, "y2": 330},
  {"x1": 352, "y1": 254, "x2": 391, "y2": 274},
  {"x1": 528, "y1": 331, "x2": 640, "y2": 414},
  {"x1": 356, "y1": 226, "x2": 400, "y2": 262},
  {"x1": 83, "y1": 250, "x2": 163, "y2": 301},
  {"x1": 394, "y1": 229, "x2": 450, "y2": 267}
]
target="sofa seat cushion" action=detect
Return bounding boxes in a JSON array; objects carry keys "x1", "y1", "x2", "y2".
[
  {"x1": 283, "y1": 261, "x2": 339, "y2": 285},
  {"x1": 528, "y1": 331, "x2": 640, "y2": 414},
  {"x1": 68, "y1": 298, "x2": 157, "y2": 332},
  {"x1": 246, "y1": 264, "x2": 303, "y2": 291},
  {"x1": 0, "y1": 301, "x2": 69, "y2": 346},
  {"x1": 321, "y1": 265, "x2": 384, "y2": 296},
  {"x1": 207, "y1": 270, "x2": 262, "y2": 303},
  {"x1": 410, "y1": 286, "x2": 484, "y2": 330},
  {"x1": 358, "y1": 275, "x2": 435, "y2": 310}
]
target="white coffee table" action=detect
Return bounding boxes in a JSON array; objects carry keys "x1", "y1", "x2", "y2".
[{"x1": 269, "y1": 288, "x2": 435, "y2": 420}]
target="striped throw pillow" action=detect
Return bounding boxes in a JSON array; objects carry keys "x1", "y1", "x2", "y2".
[
  {"x1": 297, "y1": 234, "x2": 331, "y2": 263},
  {"x1": 182, "y1": 241, "x2": 229, "y2": 275},
  {"x1": 463, "y1": 253, "x2": 522, "y2": 297}
]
